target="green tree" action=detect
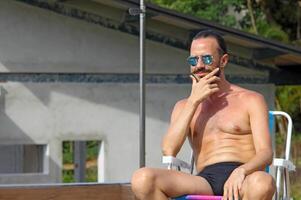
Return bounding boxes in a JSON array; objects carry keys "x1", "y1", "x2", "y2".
[
  {"x1": 276, "y1": 86, "x2": 301, "y2": 122},
  {"x1": 240, "y1": 0, "x2": 290, "y2": 43},
  {"x1": 148, "y1": 0, "x2": 243, "y2": 27},
  {"x1": 148, "y1": 0, "x2": 292, "y2": 44},
  {"x1": 257, "y1": 0, "x2": 300, "y2": 41}
]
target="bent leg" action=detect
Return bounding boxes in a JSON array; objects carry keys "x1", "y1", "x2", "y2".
[
  {"x1": 240, "y1": 171, "x2": 276, "y2": 200},
  {"x1": 131, "y1": 167, "x2": 213, "y2": 200}
]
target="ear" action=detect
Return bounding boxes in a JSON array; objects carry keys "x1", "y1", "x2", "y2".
[{"x1": 219, "y1": 53, "x2": 229, "y2": 68}]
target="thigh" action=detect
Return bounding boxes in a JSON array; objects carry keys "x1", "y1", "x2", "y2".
[{"x1": 148, "y1": 168, "x2": 214, "y2": 198}]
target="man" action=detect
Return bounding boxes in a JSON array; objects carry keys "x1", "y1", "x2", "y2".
[{"x1": 131, "y1": 29, "x2": 276, "y2": 200}]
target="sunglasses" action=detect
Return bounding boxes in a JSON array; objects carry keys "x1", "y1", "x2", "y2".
[{"x1": 187, "y1": 55, "x2": 213, "y2": 66}]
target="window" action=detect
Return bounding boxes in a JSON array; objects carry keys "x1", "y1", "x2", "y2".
[
  {"x1": 0, "y1": 144, "x2": 47, "y2": 174},
  {"x1": 62, "y1": 140, "x2": 104, "y2": 183}
]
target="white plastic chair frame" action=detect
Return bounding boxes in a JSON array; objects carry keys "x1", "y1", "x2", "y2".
[{"x1": 163, "y1": 111, "x2": 296, "y2": 200}]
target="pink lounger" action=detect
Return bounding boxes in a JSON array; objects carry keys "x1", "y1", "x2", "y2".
[{"x1": 185, "y1": 195, "x2": 223, "y2": 200}]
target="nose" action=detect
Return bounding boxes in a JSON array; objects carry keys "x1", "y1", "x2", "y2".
[{"x1": 193, "y1": 58, "x2": 205, "y2": 69}]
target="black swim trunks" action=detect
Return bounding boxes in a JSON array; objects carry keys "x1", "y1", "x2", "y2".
[{"x1": 197, "y1": 162, "x2": 243, "y2": 195}]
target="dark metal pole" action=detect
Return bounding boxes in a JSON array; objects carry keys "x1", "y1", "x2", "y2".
[
  {"x1": 139, "y1": 0, "x2": 146, "y2": 168},
  {"x1": 297, "y1": 0, "x2": 301, "y2": 40},
  {"x1": 74, "y1": 141, "x2": 86, "y2": 182}
]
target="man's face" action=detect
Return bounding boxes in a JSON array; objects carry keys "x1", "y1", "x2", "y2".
[{"x1": 189, "y1": 37, "x2": 223, "y2": 79}]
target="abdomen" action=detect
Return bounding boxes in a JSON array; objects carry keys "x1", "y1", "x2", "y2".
[{"x1": 195, "y1": 132, "x2": 255, "y2": 172}]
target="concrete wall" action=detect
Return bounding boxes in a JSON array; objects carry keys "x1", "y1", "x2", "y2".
[
  {"x1": 0, "y1": 1, "x2": 188, "y2": 74},
  {"x1": 0, "y1": 1, "x2": 275, "y2": 184}
]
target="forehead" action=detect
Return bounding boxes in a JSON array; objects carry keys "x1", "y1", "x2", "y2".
[{"x1": 190, "y1": 37, "x2": 219, "y2": 54}]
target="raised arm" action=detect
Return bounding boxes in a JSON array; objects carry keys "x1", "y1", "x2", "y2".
[
  {"x1": 162, "y1": 68, "x2": 221, "y2": 156},
  {"x1": 161, "y1": 99, "x2": 197, "y2": 156}
]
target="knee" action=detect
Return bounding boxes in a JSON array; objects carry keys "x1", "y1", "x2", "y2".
[
  {"x1": 131, "y1": 167, "x2": 157, "y2": 197},
  {"x1": 248, "y1": 172, "x2": 276, "y2": 196}
]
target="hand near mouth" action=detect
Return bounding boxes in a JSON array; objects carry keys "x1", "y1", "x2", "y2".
[
  {"x1": 190, "y1": 67, "x2": 219, "y2": 82},
  {"x1": 188, "y1": 68, "x2": 221, "y2": 104}
]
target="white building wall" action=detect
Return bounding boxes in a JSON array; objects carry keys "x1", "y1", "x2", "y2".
[{"x1": 0, "y1": 1, "x2": 188, "y2": 74}]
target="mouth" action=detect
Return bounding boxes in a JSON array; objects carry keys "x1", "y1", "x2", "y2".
[
  {"x1": 192, "y1": 68, "x2": 220, "y2": 78},
  {"x1": 193, "y1": 71, "x2": 209, "y2": 78}
]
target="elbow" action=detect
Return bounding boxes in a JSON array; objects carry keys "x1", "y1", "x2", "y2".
[
  {"x1": 161, "y1": 139, "x2": 179, "y2": 157},
  {"x1": 269, "y1": 151, "x2": 274, "y2": 165},
  {"x1": 266, "y1": 149, "x2": 274, "y2": 165},
  {"x1": 257, "y1": 148, "x2": 273, "y2": 166},
  {"x1": 162, "y1": 146, "x2": 178, "y2": 157}
]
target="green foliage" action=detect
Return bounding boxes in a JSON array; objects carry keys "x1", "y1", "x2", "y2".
[
  {"x1": 62, "y1": 141, "x2": 100, "y2": 183},
  {"x1": 86, "y1": 141, "x2": 100, "y2": 160},
  {"x1": 63, "y1": 168, "x2": 97, "y2": 182},
  {"x1": 63, "y1": 170, "x2": 75, "y2": 183},
  {"x1": 292, "y1": 183, "x2": 301, "y2": 200},
  {"x1": 63, "y1": 141, "x2": 73, "y2": 164},
  {"x1": 241, "y1": 11, "x2": 289, "y2": 43},
  {"x1": 258, "y1": 23, "x2": 289, "y2": 43},
  {"x1": 259, "y1": 0, "x2": 299, "y2": 40},
  {"x1": 148, "y1": 0, "x2": 243, "y2": 27},
  {"x1": 148, "y1": 0, "x2": 300, "y2": 43},
  {"x1": 85, "y1": 167, "x2": 98, "y2": 182},
  {"x1": 276, "y1": 86, "x2": 301, "y2": 119}
]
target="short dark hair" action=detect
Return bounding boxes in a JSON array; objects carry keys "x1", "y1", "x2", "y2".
[{"x1": 192, "y1": 29, "x2": 227, "y2": 55}]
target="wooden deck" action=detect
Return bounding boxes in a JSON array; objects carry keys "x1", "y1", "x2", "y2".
[{"x1": 0, "y1": 183, "x2": 137, "y2": 200}]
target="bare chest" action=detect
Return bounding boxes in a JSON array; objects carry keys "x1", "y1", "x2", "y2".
[{"x1": 190, "y1": 99, "x2": 251, "y2": 138}]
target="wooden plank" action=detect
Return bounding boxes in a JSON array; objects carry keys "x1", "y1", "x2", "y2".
[
  {"x1": 0, "y1": 183, "x2": 137, "y2": 200},
  {"x1": 275, "y1": 53, "x2": 301, "y2": 66}
]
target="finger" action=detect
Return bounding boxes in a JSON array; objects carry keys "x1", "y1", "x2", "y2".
[
  {"x1": 237, "y1": 181, "x2": 242, "y2": 193},
  {"x1": 209, "y1": 87, "x2": 220, "y2": 94},
  {"x1": 206, "y1": 75, "x2": 221, "y2": 83},
  {"x1": 190, "y1": 73, "x2": 200, "y2": 82},
  {"x1": 223, "y1": 187, "x2": 228, "y2": 200},
  {"x1": 228, "y1": 185, "x2": 233, "y2": 200},
  {"x1": 209, "y1": 83, "x2": 218, "y2": 89},
  {"x1": 237, "y1": 180, "x2": 244, "y2": 199},
  {"x1": 233, "y1": 184, "x2": 239, "y2": 200},
  {"x1": 204, "y1": 68, "x2": 219, "y2": 79},
  {"x1": 223, "y1": 183, "x2": 230, "y2": 200}
]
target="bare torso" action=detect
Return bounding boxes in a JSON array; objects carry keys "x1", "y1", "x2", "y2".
[{"x1": 188, "y1": 84, "x2": 256, "y2": 172}]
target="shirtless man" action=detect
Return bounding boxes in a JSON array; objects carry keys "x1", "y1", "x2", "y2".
[{"x1": 131, "y1": 29, "x2": 276, "y2": 200}]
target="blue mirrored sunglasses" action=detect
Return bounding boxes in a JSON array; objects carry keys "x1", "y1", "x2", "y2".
[{"x1": 187, "y1": 55, "x2": 213, "y2": 66}]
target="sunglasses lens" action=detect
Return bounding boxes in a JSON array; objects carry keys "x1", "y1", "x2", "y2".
[
  {"x1": 187, "y1": 57, "x2": 198, "y2": 66},
  {"x1": 202, "y1": 55, "x2": 213, "y2": 65}
]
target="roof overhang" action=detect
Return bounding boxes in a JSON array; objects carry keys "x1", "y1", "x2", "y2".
[{"x1": 15, "y1": 0, "x2": 301, "y2": 85}]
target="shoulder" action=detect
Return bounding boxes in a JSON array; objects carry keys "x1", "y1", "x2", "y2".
[
  {"x1": 171, "y1": 98, "x2": 198, "y2": 115},
  {"x1": 173, "y1": 98, "x2": 188, "y2": 110},
  {"x1": 169, "y1": 98, "x2": 189, "y2": 121},
  {"x1": 230, "y1": 85, "x2": 267, "y2": 112},
  {"x1": 231, "y1": 85, "x2": 265, "y2": 102}
]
